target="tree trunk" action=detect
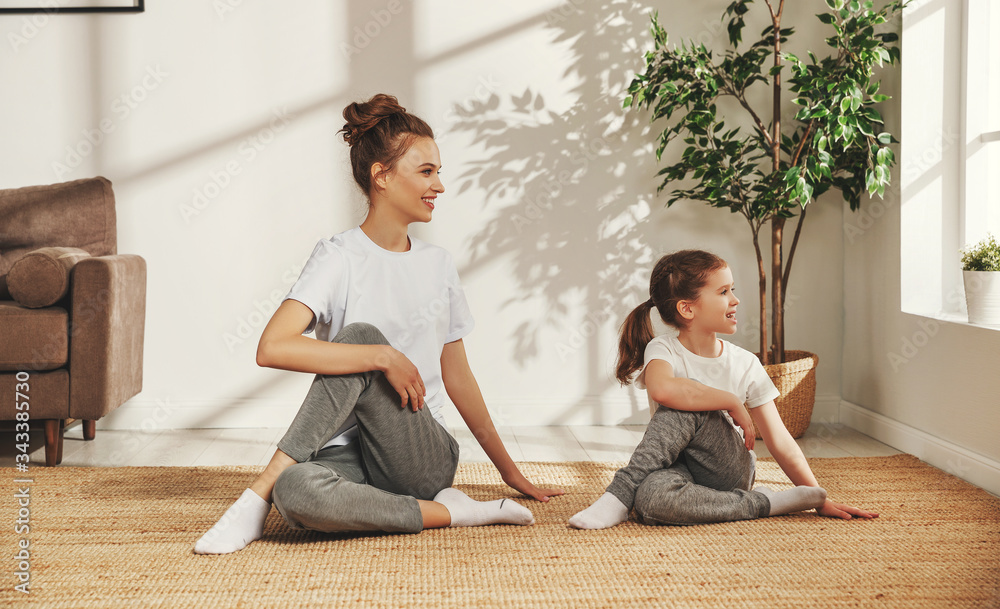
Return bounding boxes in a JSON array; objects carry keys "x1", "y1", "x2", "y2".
[
  {"x1": 753, "y1": 231, "x2": 769, "y2": 365},
  {"x1": 769, "y1": 3, "x2": 785, "y2": 365},
  {"x1": 771, "y1": 217, "x2": 785, "y2": 364}
]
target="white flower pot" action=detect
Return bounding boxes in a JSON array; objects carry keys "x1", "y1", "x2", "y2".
[{"x1": 963, "y1": 270, "x2": 1000, "y2": 326}]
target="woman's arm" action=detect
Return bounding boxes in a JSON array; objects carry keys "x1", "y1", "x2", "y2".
[
  {"x1": 440, "y1": 339, "x2": 563, "y2": 502},
  {"x1": 256, "y1": 299, "x2": 426, "y2": 410},
  {"x1": 751, "y1": 401, "x2": 878, "y2": 519},
  {"x1": 644, "y1": 359, "x2": 755, "y2": 448}
]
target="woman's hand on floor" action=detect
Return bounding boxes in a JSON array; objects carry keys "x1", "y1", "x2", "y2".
[{"x1": 502, "y1": 472, "x2": 564, "y2": 503}]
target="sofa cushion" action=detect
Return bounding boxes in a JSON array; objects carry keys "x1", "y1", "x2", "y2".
[
  {"x1": 0, "y1": 176, "x2": 116, "y2": 299},
  {"x1": 0, "y1": 302, "x2": 68, "y2": 371},
  {"x1": 7, "y1": 247, "x2": 91, "y2": 308},
  {"x1": 0, "y1": 369, "x2": 68, "y2": 419}
]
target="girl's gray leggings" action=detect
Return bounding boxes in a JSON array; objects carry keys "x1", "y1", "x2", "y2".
[
  {"x1": 606, "y1": 406, "x2": 771, "y2": 526},
  {"x1": 271, "y1": 323, "x2": 459, "y2": 534}
]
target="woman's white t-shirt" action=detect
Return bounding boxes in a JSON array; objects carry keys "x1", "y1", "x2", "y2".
[
  {"x1": 284, "y1": 227, "x2": 476, "y2": 448},
  {"x1": 636, "y1": 334, "x2": 780, "y2": 438}
]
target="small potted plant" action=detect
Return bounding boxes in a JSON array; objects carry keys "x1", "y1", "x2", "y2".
[{"x1": 961, "y1": 233, "x2": 1000, "y2": 326}]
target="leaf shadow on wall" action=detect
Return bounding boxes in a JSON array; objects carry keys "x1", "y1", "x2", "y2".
[{"x1": 445, "y1": 1, "x2": 696, "y2": 424}]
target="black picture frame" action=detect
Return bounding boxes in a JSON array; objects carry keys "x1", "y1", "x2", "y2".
[{"x1": 0, "y1": 0, "x2": 143, "y2": 13}]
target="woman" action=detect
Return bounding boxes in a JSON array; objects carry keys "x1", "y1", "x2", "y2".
[{"x1": 195, "y1": 94, "x2": 562, "y2": 554}]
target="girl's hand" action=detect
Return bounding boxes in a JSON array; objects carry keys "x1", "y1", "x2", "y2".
[
  {"x1": 727, "y1": 406, "x2": 755, "y2": 450},
  {"x1": 817, "y1": 498, "x2": 879, "y2": 520},
  {"x1": 377, "y1": 346, "x2": 425, "y2": 411},
  {"x1": 502, "y1": 472, "x2": 564, "y2": 503}
]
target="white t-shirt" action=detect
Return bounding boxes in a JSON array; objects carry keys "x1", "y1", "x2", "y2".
[
  {"x1": 285, "y1": 227, "x2": 476, "y2": 448},
  {"x1": 636, "y1": 334, "x2": 780, "y2": 437}
]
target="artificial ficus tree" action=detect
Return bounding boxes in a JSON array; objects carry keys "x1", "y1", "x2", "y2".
[{"x1": 626, "y1": 0, "x2": 903, "y2": 364}]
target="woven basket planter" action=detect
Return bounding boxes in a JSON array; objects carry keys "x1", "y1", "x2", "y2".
[{"x1": 754, "y1": 350, "x2": 818, "y2": 439}]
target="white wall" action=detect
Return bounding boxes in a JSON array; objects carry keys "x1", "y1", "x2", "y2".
[
  {"x1": 2, "y1": 1, "x2": 847, "y2": 431},
  {"x1": 841, "y1": 0, "x2": 1000, "y2": 494}
]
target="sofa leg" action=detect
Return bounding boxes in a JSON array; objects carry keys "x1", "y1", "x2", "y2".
[
  {"x1": 43, "y1": 420, "x2": 65, "y2": 466},
  {"x1": 57, "y1": 419, "x2": 65, "y2": 464},
  {"x1": 84, "y1": 420, "x2": 96, "y2": 441}
]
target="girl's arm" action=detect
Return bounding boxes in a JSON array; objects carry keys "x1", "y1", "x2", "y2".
[
  {"x1": 751, "y1": 401, "x2": 878, "y2": 520},
  {"x1": 644, "y1": 360, "x2": 756, "y2": 448},
  {"x1": 256, "y1": 299, "x2": 427, "y2": 410},
  {"x1": 440, "y1": 339, "x2": 563, "y2": 502}
]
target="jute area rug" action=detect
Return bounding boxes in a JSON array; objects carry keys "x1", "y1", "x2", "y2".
[{"x1": 2, "y1": 454, "x2": 998, "y2": 608}]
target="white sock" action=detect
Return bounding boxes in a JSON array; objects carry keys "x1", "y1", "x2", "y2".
[
  {"x1": 568, "y1": 492, "x2": 630, "y2": 530},
  {"x1": 756, "y1": 485, "x2": 827, "y2": 516},
  {"x1": 433, "y1": 487, "x2": 534, "y2": 527},
  {"x1": 194, "y1": 488, "x2": 271, "y2": 554}
]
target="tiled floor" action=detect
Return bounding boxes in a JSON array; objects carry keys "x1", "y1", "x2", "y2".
[{"x1": 0, "y1": 423, "x2": 901, "y2": 468}]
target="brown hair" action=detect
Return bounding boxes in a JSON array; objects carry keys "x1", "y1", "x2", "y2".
[
  {"x1": 614, "y1": 250, "x2": 728, "y2": 385},
  {"x1": 339, "y1": 93, "x2": 435, "y2": 199}
]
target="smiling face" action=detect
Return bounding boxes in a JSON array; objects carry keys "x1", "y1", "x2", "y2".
[
  {"x1": 378, "y1": 136, "x2": 444, "y2": 224},
  {"x1": 684, "y1": 265, "x2": 739, "y2": 335}
]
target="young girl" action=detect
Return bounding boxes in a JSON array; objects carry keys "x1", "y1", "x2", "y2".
[
  {"x1": 570, "y1": 250, "x2": 877, "y2": 529},
  {"x1": 195, "y1": 94, "x2": 562, "y2": 554}
]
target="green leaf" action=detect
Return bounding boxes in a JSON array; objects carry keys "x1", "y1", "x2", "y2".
[
  {"x1": 877, "y1": 132, "x2": 892, "y2": 144},
  {"x1": 817, "y1": 13, "x2": 836, "y2": 25},
  {"x1": 801, "y1": 180, "x2": 814, "y2": 204},
  {"x1": 863, "y1": 107, "x2": 883, "y2": 123}
]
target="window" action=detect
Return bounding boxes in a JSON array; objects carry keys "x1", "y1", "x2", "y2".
[
  {"x1": 962, "y1": 0, "x2": 1000, "y2": 245},
  {"x1": 901, "y1": 0, "x2": 999, "y2": 323}
]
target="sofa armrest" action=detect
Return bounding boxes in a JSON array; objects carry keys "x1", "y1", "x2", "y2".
[{"x1": 69, "y1": 254, "x2": 146, "y2": 420}]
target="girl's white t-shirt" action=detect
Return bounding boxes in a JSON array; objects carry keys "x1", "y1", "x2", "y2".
[
  {"x1": 285, "y1": 227, "x2": 476, "y2": 448},
  {"x1": 636, "y1": 334, "x2": 780, "y2": 437}
]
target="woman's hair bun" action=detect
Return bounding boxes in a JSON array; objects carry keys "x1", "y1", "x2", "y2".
[
  {"x1": 339, "y1": 93, "x2": 434, "y2": 197},
  {"x1": 340, "y1": 93, "x2": 407, "y2": 146}
]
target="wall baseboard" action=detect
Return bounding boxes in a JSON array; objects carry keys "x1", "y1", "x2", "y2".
[
  {"x1": 100, "y1": 392, "x2": 846, "y2": 429},
  {"x1": 839, "y1": 400, "x2": 1000, "y2": 496}
]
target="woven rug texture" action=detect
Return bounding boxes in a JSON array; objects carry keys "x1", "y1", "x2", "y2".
[{"x1": 2, "y1": 454, "x2": 998, "y2": 608}]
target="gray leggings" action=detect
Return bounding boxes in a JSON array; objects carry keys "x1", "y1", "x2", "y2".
[
  {"x1": 271, "y1": 323, "x2": 459, "y2": 534},
  {"x1": 607, "y1": 406, "x2": 770, "y2": 526}
]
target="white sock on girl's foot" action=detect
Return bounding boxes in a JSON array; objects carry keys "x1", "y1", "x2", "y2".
[
  {"x1": 433, "y1": 487, "x2": 535, "y2": 527},
  {"x1": 756, "y1": 485, "x2": 827, "y2": 516},
  {"x1": 568, "y1": 492, "x2": 630, "y2": 530},
  {"x1": 194, "y1": 488, "x2": 271, "y2": 554}
]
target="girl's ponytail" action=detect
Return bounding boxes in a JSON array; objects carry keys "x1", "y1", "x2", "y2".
[
  {"x1": 615, "y1": 299, "x2": 656, "y2": 385},
  {"x1": 614, "y1": 249, "x2": 727, "y2": 386}
]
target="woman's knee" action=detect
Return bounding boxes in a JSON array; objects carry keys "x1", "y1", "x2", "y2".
[
  {"x1": 272, "y1": 463, "x2": 324, "y2": 525},
  {"x1": 334, "y1": 322, "x2": 390, "y2": 347}
]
